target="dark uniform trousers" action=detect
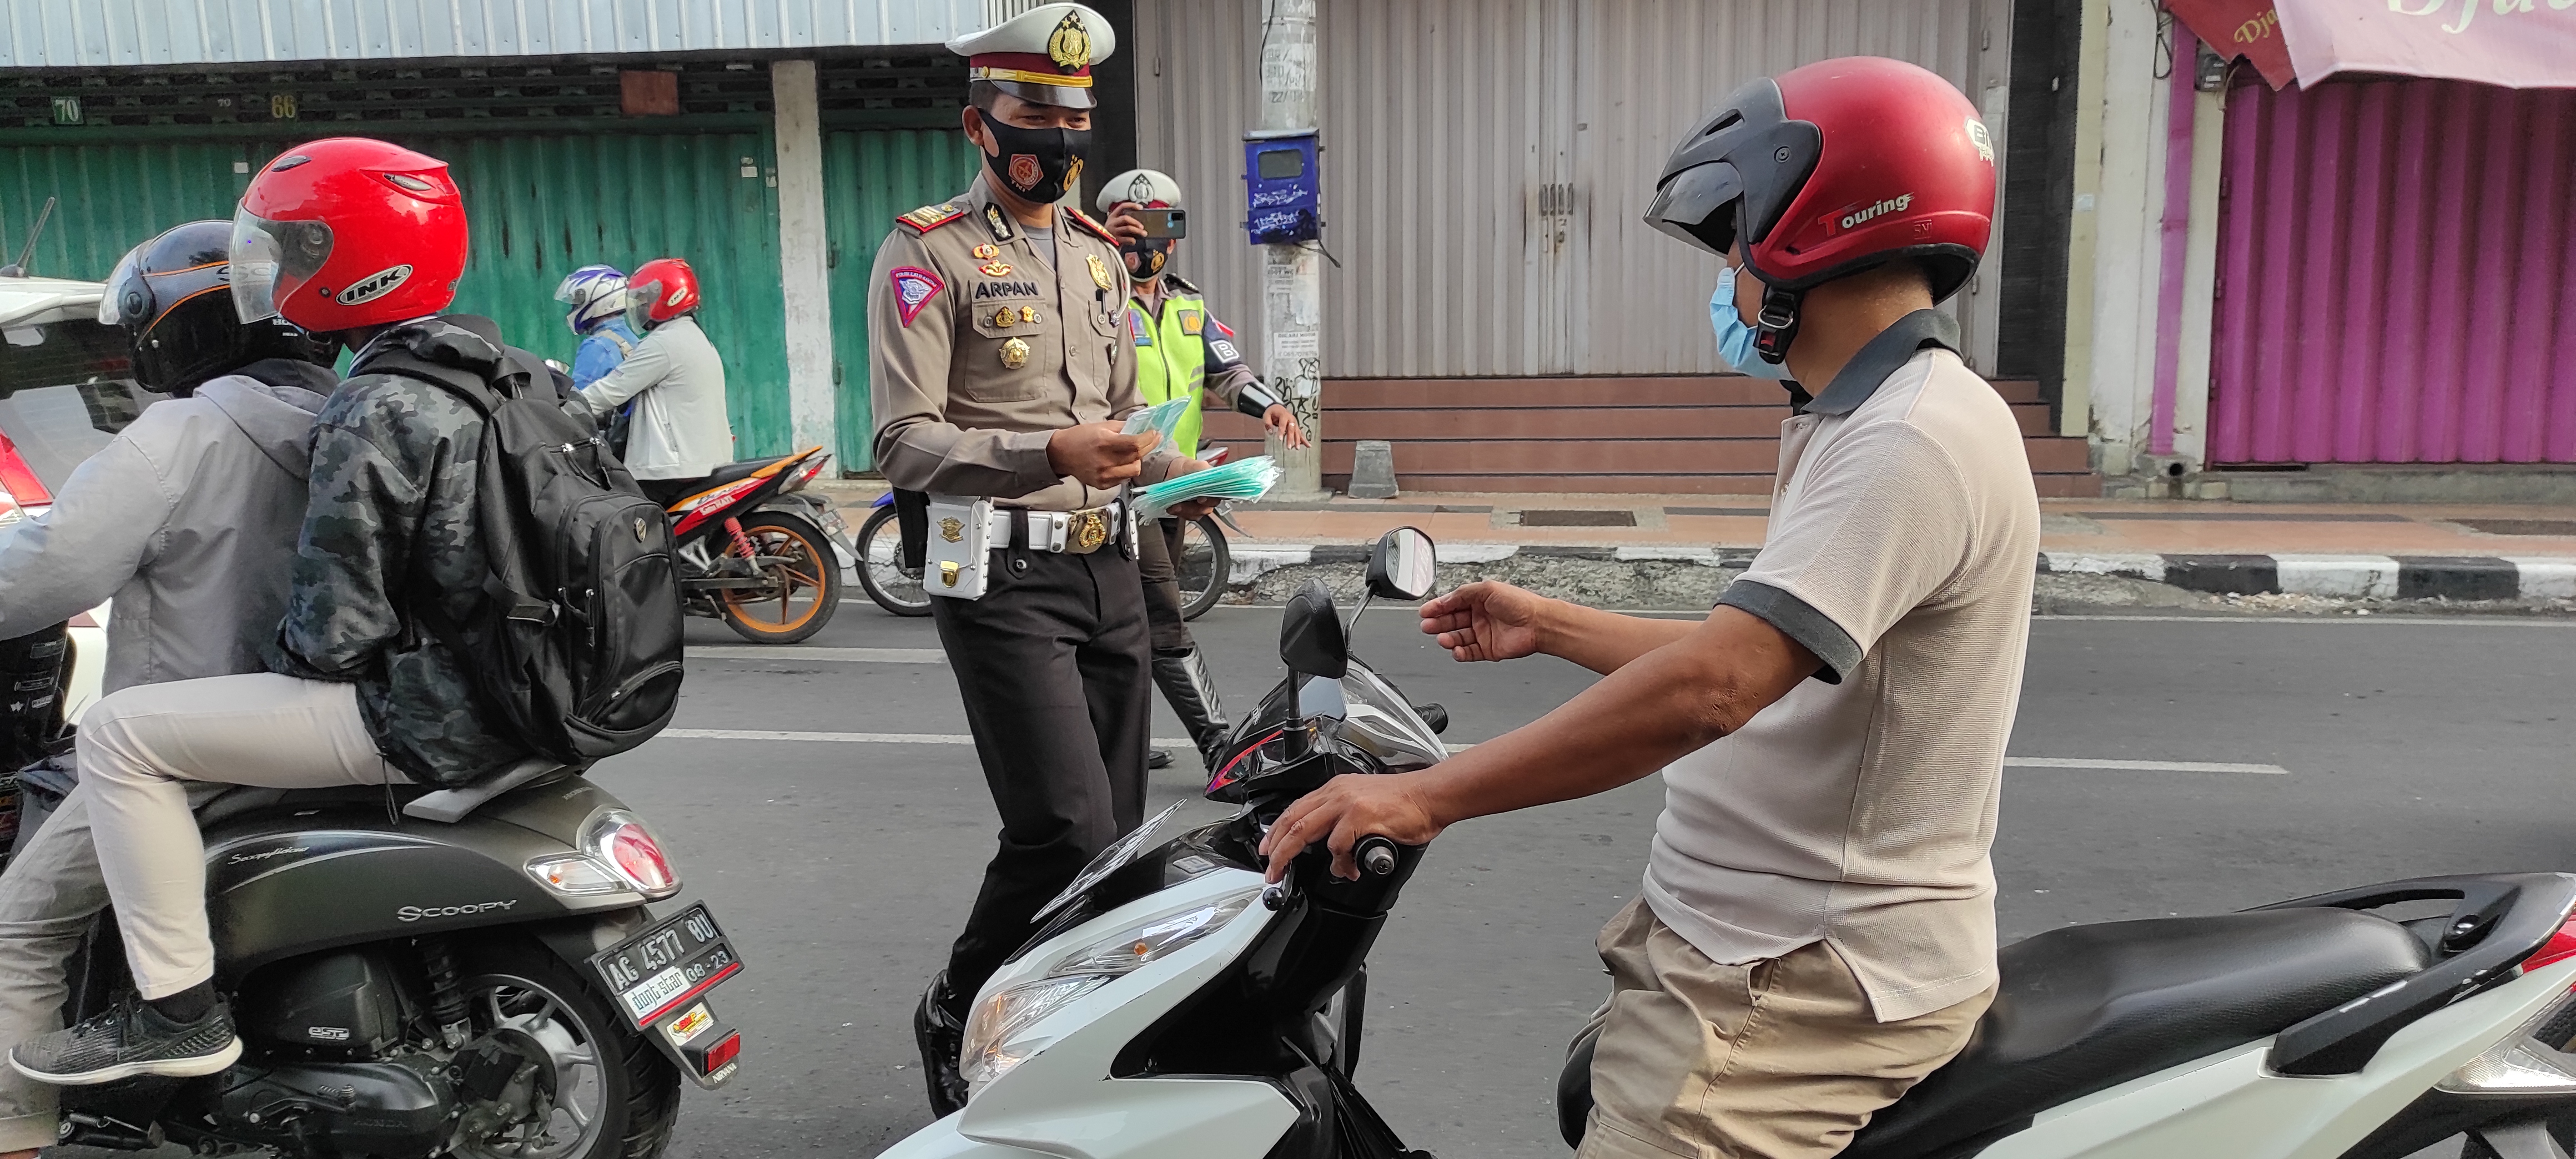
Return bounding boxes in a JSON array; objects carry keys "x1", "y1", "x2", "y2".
[
  {"x1": 927, "y1": 540, "x2": 1152, "y2": 1000},
  {"x1": 1130, "y1": 516, "x2": 1194, "y2": 655}
]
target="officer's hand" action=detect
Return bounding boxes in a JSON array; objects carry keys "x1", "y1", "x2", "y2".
[
  {"x1": 1262, "y1": 405, "x2": 1310, "y2": 450},
  {"x1": 1420, "y1": 581, "x2": 1550, "y2": 663},
  {"x1": 1104, "y1": 202, "x2": 1149, "y2": 243},
  {"x1": 1259, "y1": 772, "x2": 1446, "y2": 883},
  {"x1": 1048, "y1": 422, "x2": 1161, "y2": 488},
  {"x1": 1163, "y1": 458, "x2": 1221, "y2": 520}
]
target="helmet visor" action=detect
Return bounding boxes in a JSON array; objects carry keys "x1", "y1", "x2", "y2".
[
  {"x1": 97, "y1": 246, "x2": 146, "y2": 326},
  {"x1": 624, "y1": 278, "x2": 663, "y2": 333},
  {"x1": 1644, "y1": 162, "x2": 1745, "y2": 257},
  {"x1": 228, "y1": 207, "x2": 334, "y2": 324}
]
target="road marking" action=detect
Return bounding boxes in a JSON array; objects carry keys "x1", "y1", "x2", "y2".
[
  {"x1": 661, "y1": 728, "x2": 1475, "y2": 753},
  {"x1": 691, "y1": 647, "x2": 947, "y2": 663},
  {"x1": 2006, "y1": 757, "x2": 2288, "y2": 775}
]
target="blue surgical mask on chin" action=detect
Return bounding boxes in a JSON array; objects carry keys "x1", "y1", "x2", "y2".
[{"x1": 1712, "y1": 265, "x2": 1793, "y2": 381}]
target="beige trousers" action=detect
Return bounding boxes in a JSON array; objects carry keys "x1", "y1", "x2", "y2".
[
  {"x1": 77, "y1": 673, "x2": 401, "y2": 997},
  {"x1": 1574, "y1": 899, "x2": 1993, "y2": 1159}
]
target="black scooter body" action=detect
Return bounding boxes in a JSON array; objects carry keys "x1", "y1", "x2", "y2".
[{"x1": 200, "y1": 776, "x2": 642, "y2": 979}]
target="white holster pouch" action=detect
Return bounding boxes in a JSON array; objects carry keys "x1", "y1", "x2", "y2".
[{"x1": 924, "y1": 496, "x2": 1003, "y2": 601}]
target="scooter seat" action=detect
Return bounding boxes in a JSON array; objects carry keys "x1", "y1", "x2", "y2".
[
  {"x1": 1840, "y1": 908, "x2": 2432, "y2": 1158},
  {"x1": 701, "y1": 457, "x2": 782, "y2": 489}
]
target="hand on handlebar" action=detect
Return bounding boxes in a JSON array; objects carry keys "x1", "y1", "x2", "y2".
[{"x1": 1258, "y1": 772, "x2": 1445, "y2": 883}]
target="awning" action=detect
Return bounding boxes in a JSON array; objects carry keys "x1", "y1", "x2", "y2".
[{"x1": 2169, "y1": 0, "x2": 2576, "y2": 90}]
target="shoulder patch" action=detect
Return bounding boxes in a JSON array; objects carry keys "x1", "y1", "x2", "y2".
[
  {"x1": 1210, "y1": 316, "x2": 1236, "y2": 340},
  {"x1": 1064, "y1": 206, "x2": 1120, "y2": 245},
  {"x1": 895, "y1": 203, "x2": 968, "y2": 234},
  {"x1": 889, "y1": 266, "x2": 945, "y2": 326}
]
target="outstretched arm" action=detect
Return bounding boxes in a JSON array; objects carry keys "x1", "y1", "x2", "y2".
[{"x1": 1420, "y1": 581, "x2": 1698, "y2": 675}]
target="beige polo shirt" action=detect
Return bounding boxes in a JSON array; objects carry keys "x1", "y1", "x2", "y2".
[{"x1": 1643, "y1": 310, "x2": 2040, "y2": 1023}]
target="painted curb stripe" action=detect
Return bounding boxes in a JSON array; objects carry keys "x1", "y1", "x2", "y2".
[{"x1": 1226, "y1": 543, "x2": 2576, "y2": 601}]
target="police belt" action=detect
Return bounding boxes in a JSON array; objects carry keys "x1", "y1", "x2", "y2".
[{"x1": 988, "y1": 500, "x2": 1129, "y2": 556}]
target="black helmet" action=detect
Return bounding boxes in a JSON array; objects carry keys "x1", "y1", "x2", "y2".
[{"x1": 99, "y1": 220, "x2": 333, "y2": 394}]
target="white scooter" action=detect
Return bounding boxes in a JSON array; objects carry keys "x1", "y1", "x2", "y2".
[{"x1": 879, "y1": 527, "x2": 2576, "y2": 1159}]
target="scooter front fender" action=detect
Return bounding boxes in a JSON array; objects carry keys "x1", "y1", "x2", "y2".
[{"x1": 880, "y1": 1078, "x2": 1296, "y2": 1159}]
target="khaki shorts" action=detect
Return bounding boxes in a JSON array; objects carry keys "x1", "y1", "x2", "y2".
[{"x1": 1574, "y1": 899, "x2": 1993, "y2": 1159}]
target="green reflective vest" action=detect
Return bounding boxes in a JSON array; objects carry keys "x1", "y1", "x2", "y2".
[{"x1": 1127, "y1": 290, "x2": 1215, "y2": 460}]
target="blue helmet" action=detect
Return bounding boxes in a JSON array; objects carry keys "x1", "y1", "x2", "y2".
[{"x1": 555, "y1": 264, "x2": 628, "y2": 334}]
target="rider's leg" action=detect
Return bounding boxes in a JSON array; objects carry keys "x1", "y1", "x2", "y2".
[
  {"x1": 1137, "y1": 518, "x2": 1230, "y2": 771},
  {"x1": 12, "y1": 673, "x2": 406, "y2": 1084}
]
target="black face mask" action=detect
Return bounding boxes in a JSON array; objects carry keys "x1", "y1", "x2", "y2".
[
  {"x1": 1122, "y1": 238, "x2": 1170, "y2": 279},
  {"x1": 979, "y1": 114, "x2": 1090, "y2": 205}
]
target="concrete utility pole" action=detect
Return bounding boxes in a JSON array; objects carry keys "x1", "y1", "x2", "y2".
[{"x1": 1259, "y1": 0, "x2": 1326, "y2": 501}]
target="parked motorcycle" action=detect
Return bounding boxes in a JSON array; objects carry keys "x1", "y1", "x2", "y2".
[
  {"x1": 662, "y1": 447, "x2": 857, "y2": 644},
  {"x1": 879, "y1": 526, "x2": 2576, "y2": 1159},
  {"x1": 48, "y1": 760, "x2": 743, "y2": 1158}
]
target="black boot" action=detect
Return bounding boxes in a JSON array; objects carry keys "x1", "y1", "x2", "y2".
[
  {"x1": 1147, "y1": 748, "x2": 1174, "y2": 770},
  {"x1": 913, "y1": 974, "x2": 969, "y2": 1117},
  {"x1": 1151, "y1": 649, "x2": 1232, "y2": 772}
]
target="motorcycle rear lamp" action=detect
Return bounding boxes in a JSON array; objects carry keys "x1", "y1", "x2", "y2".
[
  {"x1": 525, "y1": 854, "x2": 626, "y2": 896},
  {"x1": 581, "y1": 810, "x2": 681, "y2": 899},
  {"x1": 783, "y1": 455, "x2": 831, "y2": 492},
  {"x1": 2438, "y1": 987, "x2": 2576, "y2": 1095},
  {"x1": 2523, "y1": 916, "x2": 2576, "y2": 971}
]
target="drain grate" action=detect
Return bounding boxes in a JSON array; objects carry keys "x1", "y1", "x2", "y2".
[
  {"x1": 2455, "y1": 518, "x2": 2576, "y2": 536},
  {"x1": 1517, "y1": 509, "x2": 1637, "y2": 527}
]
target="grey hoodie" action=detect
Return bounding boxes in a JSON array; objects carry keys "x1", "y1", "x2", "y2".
[{"x1": 0, "y1": 358, "x2": 335, "y2": 693}]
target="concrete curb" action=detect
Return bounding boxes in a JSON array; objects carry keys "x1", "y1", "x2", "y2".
[{"x1": 1229, "y1": 543, "x2": 2576, "y2": 601}]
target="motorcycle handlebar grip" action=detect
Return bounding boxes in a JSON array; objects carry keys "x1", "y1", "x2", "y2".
[{"x1": 1357, "y1": 836, "x2": 1400, "y2": 878}]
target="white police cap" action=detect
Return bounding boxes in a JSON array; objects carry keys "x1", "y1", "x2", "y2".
[{"x1": 947, "y1": 3, "x2": 1118, "y2": 110}]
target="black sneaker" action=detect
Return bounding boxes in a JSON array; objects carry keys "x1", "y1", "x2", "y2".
[
  {"x1": 11, "y1": 996, "x2": 241, "y2": 1085},
  {"x1": 1146, "y1": 749, "x2": 1174, "y2": 770},
  {"x1": 913, "y1": 974, "x2": 969, "y2": 1117}
]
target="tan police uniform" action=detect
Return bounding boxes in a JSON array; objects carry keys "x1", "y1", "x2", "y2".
[{"x1": 867, "y1": 2, "x2": 1179, "y2": 1048}]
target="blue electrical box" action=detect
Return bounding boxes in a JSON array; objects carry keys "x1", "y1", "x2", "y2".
[{"x1": 1242, "y1": 132, "x2": 1320, "y2": 244}]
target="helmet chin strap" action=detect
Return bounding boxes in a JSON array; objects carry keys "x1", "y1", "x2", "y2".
[{"x1": 1753, "y1": 284, "x2": 1803, "y2": 366}]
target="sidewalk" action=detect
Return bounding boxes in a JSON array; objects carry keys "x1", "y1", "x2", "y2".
[{"x1": 816, "y1": 483, "x2": 2576, "y2": 603}]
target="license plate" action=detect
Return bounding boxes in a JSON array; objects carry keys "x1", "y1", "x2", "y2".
[
  {"x1": 821, "y1": 507, "x2": 851, "y2": 536},
  {"x1": 590, "y1": 904, "x2": 742, "y2": 1029}
]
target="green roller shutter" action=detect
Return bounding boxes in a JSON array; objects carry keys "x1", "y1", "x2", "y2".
[
  {"x1": 821, "y1": 128, "x2": 982, "y2": 472},
  {"x1": 0, "y1": 129, "x2": 794, "y2": 457}
]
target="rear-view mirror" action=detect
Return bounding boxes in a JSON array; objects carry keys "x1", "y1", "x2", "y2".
[
  {"x1": 1279, "y1": 579, "x2": 1349, "y2": 679},
  {"x1": 1366, "y1": 527, "x2": 1438, "y2": 602}
]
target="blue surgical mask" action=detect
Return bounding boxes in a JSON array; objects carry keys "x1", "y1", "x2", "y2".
[{"x1": 1711, "y1": 265, "x2": 1792, "y2": 381}]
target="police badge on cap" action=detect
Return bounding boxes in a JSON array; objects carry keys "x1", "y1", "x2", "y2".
[{"x1": 947, "y1": 3, "x2": 1120, "y2": 110}]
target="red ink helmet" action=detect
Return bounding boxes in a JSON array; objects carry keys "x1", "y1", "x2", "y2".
[
  {"x1": 1645, "y1": 57, "x2": 1996, "y2": 359},
  {"x1": 229, "y1": 137, "x2": 467, "y2": 332},
  {"x1": 623, "y1": 258, "x2": 702, "y2": 332}
]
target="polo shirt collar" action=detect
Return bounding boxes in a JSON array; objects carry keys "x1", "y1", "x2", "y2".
[{"x1": 1798, "y1": 309, "x2": 1961, "y2": 416}]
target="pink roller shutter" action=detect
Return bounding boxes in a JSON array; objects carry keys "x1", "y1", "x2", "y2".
[{"x1": 2208, "y1": 78, "x2": 2576, "y2": 465}]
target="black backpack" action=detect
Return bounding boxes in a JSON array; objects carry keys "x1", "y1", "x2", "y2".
[{"x1": 355, "y1": 332, "x2": 686, "y2": 766}]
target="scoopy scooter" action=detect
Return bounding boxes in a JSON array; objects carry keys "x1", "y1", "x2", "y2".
[{"x1": 878, "y1": 527, "x2": 2576, "y2": 1159}]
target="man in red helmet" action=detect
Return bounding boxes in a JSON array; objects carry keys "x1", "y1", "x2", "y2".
[
  {"x1": 9, "y1": 138, "x2": 534, "y2": 1085},
  {"x1": 1260, "y1": 58, "x2": 2040, "y2": 1156},
  {"x1": 571, "y1": 256, "x2": 736, "y2": 504}
]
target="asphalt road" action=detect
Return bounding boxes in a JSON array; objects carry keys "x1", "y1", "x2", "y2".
[{"x1": 571, "y1": 599, "x2": 2576, "y2": 1158}]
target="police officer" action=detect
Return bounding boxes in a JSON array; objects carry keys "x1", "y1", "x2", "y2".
[
  {"x1": 1096, "y1": 168, "x2": 1305, "y2": 773},
  {"x1": 867, "y1": 2, "x2": 1211, "y2": 1116}
]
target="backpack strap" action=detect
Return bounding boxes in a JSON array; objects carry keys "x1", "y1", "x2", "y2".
[{"x1": 354, "y1": 347, "x2": 511, "y2": 417}]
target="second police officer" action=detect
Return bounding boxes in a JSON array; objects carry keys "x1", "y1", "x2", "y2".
[
  {"x1": 864, "y1": 1, "x2": 1214, "y2": 1115},
  {"x1": 1095, "y1": 168, "x2": 1306, "y2": 774}
]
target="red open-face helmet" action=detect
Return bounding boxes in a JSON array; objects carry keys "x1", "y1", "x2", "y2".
[
  {"x1": 229, "y1": 138, "x2": 467, "y2": 333},
  {"x1": 1646, "y1": 57, "x2": 1996, "y2": 360},
  {"x1": 624, "y1": 258, "x2": 701, "y2": 332}
]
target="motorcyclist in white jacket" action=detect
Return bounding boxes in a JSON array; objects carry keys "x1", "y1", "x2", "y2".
[
  {"x1": 571, "y1": 257, "x2": 734, "y2": 505},
  {"x1": 0, "y1": 221, "x2": 336, "y2": 1157}
]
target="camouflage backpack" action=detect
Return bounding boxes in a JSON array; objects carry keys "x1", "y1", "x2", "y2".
[{"x1": 353, "y1": 338, "x2": 686, "y2": 766}]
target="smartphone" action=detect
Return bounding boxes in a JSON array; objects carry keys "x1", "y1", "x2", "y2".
[{"x1": 1134, "y1": 208, "x2": 1187, "y2": 239}]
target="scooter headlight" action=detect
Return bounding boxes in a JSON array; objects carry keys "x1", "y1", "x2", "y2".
[
  {"x1": 960, "y1": 888, "x2": 1259, "y2": 1093},
  {"x1": 2438, "y1": 984, "x2": 2576, "y2": 1095}
]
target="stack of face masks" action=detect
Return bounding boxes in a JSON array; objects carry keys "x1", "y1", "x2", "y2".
[
  {"x1": 1121, "y1": 397, "x2": 1192, "y2": 446},
  {"x1": 1139, "y1": 455, "x2": 1281, "y2": 518}
]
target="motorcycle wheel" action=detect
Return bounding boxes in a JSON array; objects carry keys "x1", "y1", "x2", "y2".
[
  {"x1": 451, "y1": 936, "x2": 680, "y2": 1159},
  {"x1": 1178, "y1": 515, "x2": 1230, "y2": 622},
  {"x1": 854, "y1": 504, "x2": 933, "y2": 618},
  {"x1": 717, "y1": 510, "x2": 842, "y2": 644}
]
